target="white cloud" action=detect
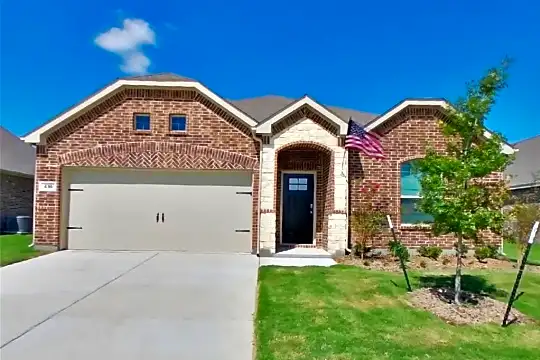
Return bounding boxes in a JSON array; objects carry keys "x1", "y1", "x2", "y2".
[
  {"x1": 121, "y1": 52, "x2": 151, "y2": 74},
  {"x1": 95, "y1": 18, "x2": 156, "y2": 75}
]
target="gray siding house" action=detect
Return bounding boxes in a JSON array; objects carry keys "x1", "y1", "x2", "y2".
[
  {"x1": 0, "y1": 126, "x2": 35, "y2": 232},
  {"x1": 505, "y1": 135, "x2": 540, "y2": 204}
]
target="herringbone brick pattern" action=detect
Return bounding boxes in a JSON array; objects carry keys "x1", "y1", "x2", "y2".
[{"x1": 59, "y1": 142, "x2": 258, "y2": 170}]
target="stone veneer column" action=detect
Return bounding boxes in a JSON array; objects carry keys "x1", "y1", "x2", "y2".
[
  {"x1": 259, "y1": 144, "x2": 277, "y2": 254},
  {"x1": 327, "y1": 147, "x2": 348, "y2": 255}
]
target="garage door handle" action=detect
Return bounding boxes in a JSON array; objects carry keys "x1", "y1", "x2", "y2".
[
  {"x1": 161, "y1": 213, "x2": 165, "y2": 223},
  {"x1": 235, "y1": 229, "x2": 250, "y2": 233},
  {"x1": 156, "y1": 213, "x2": 159, "y2": 223}
]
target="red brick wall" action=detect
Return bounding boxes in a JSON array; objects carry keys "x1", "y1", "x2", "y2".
[
  {"x1": 348, "y1": 106, "x2": 502, "y2": 249},
  {"x1": 34, "y1": 88, "x2": 260, "y2": 249}
]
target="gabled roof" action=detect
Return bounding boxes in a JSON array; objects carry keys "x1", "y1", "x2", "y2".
[
  {"x1": 0, "y1": 126, "x2": 35, "y2": 176},
  {"x1": 230, "y1": 95, "x2": 377, "y2": 125},
  {"x1": 23, "y1": 74, "x2": 258, "y2": 144},
  {"x1": 364, "y1": 99, "x2": 515, "y2": 155},
  {"x1": 122, "y1": 72, "x2": 196, "y2": 82},
  {"x1": 505, "y1": 135, "x2": 540, "y2": 188},
  {"x1": 253, "y1": 95, "x2": 355, "y2": 135}
]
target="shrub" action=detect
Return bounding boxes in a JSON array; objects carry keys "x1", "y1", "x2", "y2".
[
  {"x1": 388, "y1": 240, "x2": 410, "y2": 262},
  {"x1": 474, "y1": 244, "x2": 499, "y2": 262},
  {"x1": 442, "y1": 257, "x2": 451, "y2": 266},
  {"x1": 418, "y1": 245, "x2": 443, "y2": 260},
  {"x1": 419, "y1": 260, "x2": 427, "y2": 268},
  {"x1": 350, "y1": 181, "x2": 386, "y2": 260},
  {"x1": 475, "y1": 247, "x2": 490, "y2": 262},
  {"x1": 507, "y1": 202, "x2": 540, "y2": 262}
]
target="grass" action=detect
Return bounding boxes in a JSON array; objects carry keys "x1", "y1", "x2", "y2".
[
  {"x1": 0, "y1": 234, "x2": 47, "y2": 266},
  {"x1": 503, "y1": 241, "x2": 540, "y2": 265},
  {"x1": 256, "y1": 266, "x2": 540, "y2": 360}
]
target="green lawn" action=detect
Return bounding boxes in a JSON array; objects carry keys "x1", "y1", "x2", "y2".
[
  {"x1": 503, "y1": 241, "x2": 540, "y2": 265},
  {"x1": 257, "y1": 266, "x2": 540, "y2": 360},
  {"x1": 0, "y1": 234, "x2": 47, "y2": 266}
]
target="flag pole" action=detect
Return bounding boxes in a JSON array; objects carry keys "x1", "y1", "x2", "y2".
[
  {"x1": 387, "y1": 215, "x2": 412, "y2": 292},
  {"x1": 502, "y1": 221, "x2": 539, "y2": 327}
]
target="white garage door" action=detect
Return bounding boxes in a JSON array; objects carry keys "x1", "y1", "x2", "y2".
[{"x1": 64, "y1": 168, "x2": 253, "y2": 253}]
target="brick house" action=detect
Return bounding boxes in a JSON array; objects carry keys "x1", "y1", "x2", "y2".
[
  {"x1": 1, "y1": 126, "x2": 35, "y2": 233},
  {"x1": 22, "y1": 73, "x2": 515, "y2": 255}
]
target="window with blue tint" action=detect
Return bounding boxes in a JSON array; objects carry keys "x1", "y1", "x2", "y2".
[
  {"x1": 400, "y1": 160, "x2": 433, "y2": 224},
  {"x1": 134, "y1": 114, "x2": 150, "y2": 131},
  {"x1": 170, "y1": 115, "x2": 187, "y2": 131},
  {"x1": 400, "y1": 198, "x2": 434, "y2": 224},
  {"x1": 400, "y1": 162, "x2": 422, "y2": 196}
]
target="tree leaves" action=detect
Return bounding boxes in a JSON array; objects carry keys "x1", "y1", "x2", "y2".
[{"x1": 415, "y1": 60, "x2": 514, "y2": 244}]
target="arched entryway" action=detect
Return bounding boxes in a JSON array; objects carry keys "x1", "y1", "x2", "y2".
[{"x1": 274, "y1": 142, "x2": 334, "y2": 251}]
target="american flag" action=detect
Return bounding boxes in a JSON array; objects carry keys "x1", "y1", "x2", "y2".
[{"x1": 345, "y1": 118, "x2": 386, "y2": 159}]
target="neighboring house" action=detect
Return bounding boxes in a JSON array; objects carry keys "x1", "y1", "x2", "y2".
[
  {"x1": 0, "y1": 126, "x2": 35, "y2": 232},
  {"x1": 22, "y1": 73, "x2": 515, "y2": 255},
  {"x1": 505, "y1": 135, "x2": 540, "y2": 204}
]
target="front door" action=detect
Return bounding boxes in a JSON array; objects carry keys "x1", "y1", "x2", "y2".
[{"x1": 281, "y1": 173, "x2": 315, "y2": 244}]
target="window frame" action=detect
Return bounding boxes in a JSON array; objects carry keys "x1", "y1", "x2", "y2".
[
  {"x1": 169, "y1": 114, "x2": 188, "y2": 132},
  {"x1": 399, "y1": 160, "x2": 432, "y2": 227},
  {"x1": 133, "y1": 113, "x2": 151, "y2": 131}
]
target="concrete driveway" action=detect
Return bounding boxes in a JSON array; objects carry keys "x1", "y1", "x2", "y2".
[{"x1": 0, "y1": 251, "x2": 258, "y2": 360}]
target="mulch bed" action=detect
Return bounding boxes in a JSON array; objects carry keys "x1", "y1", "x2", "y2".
[
  {"x1": 337, "y1": 255, "x2": 540, "y2": 273},
  {"x1": 408, "y1": 287, "x2": 534, "y2": 325}
]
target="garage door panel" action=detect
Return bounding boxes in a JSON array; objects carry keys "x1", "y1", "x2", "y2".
[
  {"x1": 68, "y1": 183, "x2": 164, "y2": 250},
  {"x1": 65, "y1": 168, "x2": 253, "y2": 252}
]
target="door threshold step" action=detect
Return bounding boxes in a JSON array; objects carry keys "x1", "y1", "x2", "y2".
[{"x1": 273, "y1": 248, "x2": 333, "y2": 258}]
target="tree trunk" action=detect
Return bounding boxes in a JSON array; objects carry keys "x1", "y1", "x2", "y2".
[{"x1": 455, "y1": 234, "x2": 463, "y2": 305}]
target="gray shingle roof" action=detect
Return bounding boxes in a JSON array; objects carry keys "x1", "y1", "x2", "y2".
[
  {"x1": 505, "y1": 135, "x2": 540, "y2": 188},
  {"x1": 229, "y1": 95, "x2": 378, "y2": 124},
  {"x1": 122, "y1": 73, "x2": 195, "y2": 82},
  {"x1": 0, "y1": 126, "x2": 35, "y2": 176}
]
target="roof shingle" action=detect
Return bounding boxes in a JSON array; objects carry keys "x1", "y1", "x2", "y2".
[
  {"x1": 229, "y1": 95, "x2": 377, "y2": 124},
  {"x1": 0, "y1": 126, "x2": 35, "y2": 176}
]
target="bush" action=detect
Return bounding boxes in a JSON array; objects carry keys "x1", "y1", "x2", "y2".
[
  {"x1": 388, "y1": 240, "x2": 410, "y2": 262},
  {"x1": 418, "y1": 245, "x2": 443, "y2": 260},
  {"x1": 419, "y1": 260, "x2": 427, "y2": 268},
  {"x1": 474, "y1": 244, "x2": 499, "y2": 262},
  {"x1": 507, "y1": 202, "x2": 540, "y2": 261},
  {"x1": 350, "y1": 181, "x2": 386, "y2": 260},
  {"x1": 442, "y1": 257, "x2": 451, "y2": 265}
]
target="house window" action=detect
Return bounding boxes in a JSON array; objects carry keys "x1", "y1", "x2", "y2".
[
  {"x1": 134, "y1": 114, "x2": 151, "y2": 131},
  {"x1": 170, "y1": 115, "x2": 187, "y2": 132},
  {"x1": 288, "y1": 177, "x2": 308, "y2": 191},
  {"x1": 400, "y1": 160, "x2": 433, "y2": 224}
]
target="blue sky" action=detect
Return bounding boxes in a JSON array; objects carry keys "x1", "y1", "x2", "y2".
[{"x1": 1, "y1": 0, "x2": 539, "y2": 143}]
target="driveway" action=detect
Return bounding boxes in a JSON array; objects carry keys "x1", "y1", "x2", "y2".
[{"x1": 0, "y1": 251, "x2": 258, "y2": 360}]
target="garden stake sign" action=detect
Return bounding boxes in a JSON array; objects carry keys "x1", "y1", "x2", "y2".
[
  {"x1": 387, "y1": 215, "x2": 412, "y2": 292},
  {"x1": 502, "y1": 220, "x2": 539, "y2": 327}
]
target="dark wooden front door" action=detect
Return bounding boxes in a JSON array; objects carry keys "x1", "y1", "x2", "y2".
[{"x1": 281, "y1": 173, "x2": 315, "y2": 244}]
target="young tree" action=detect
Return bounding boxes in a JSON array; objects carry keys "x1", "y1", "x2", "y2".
[{"x1": 415, "y1": 60, "x2": 514, "y2": 304}]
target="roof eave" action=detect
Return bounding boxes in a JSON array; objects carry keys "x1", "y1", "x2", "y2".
[
  {"x1": 364, "y1": 99, "x2": 516, "y2": 155},
  {"x1": 23, "y1": 79, "x2": 258, "y2": 145},
  {"x1": 255, "y1": 96, "x2": 348, "y2": 135}
]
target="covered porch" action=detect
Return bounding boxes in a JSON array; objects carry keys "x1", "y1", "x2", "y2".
[{"x1": 258, "y1": 117, "x2": 349, "y2": 256}]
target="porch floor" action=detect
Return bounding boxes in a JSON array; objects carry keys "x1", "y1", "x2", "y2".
[
  {"x1": 273, "y1": 247, "x2": 333, "y2": 258},
  {"x1": 259, "y1": 256, "x2": 336, "y2": 267}
]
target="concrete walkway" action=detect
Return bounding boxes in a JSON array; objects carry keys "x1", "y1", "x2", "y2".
[{"x1": 0, "y1": 251, "x2": 258, "y2": 360}]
